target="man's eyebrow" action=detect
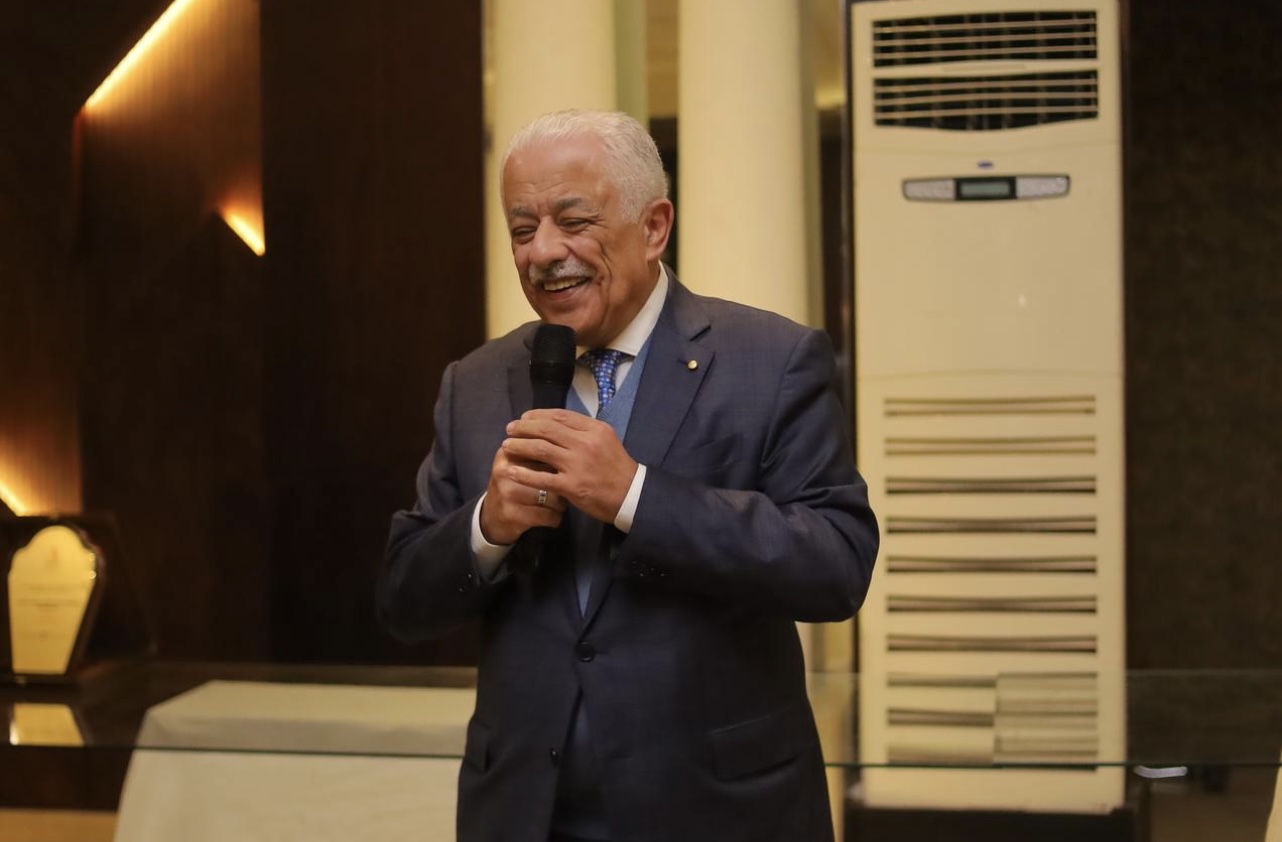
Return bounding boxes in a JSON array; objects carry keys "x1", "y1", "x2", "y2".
[
  {"x1": 506, "y1": 197, "x2": 591, "y2": 222},
  {"x1": 552, "y1": 197, "x2": 589, "y2": 214}
]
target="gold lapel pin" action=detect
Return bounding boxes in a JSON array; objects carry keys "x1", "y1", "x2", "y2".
[{"x1": 686, "y1": 359, "x2": 698, "y2": 371}]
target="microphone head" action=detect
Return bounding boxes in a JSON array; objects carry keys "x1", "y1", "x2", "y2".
[{"x1": 530, "y1": 323, "x2": 576, "y2": 409}]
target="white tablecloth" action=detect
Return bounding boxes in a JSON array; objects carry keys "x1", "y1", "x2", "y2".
[{"x1": 113, "y1": 681, "x2": 476, "y2": 842}]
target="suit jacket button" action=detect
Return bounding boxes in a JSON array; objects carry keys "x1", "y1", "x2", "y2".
[
  {"x1": 549, "y1": 748, "x2": 560, "y2": 766},
  {"x1": 576, "y1": 641, "x2": 595, "y2": 662}
]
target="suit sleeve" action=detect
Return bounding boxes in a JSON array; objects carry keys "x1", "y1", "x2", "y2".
[
  {"x1": 376, "y1": 361, "x2": 510, "y2": 642},
  {"x1": 617, "y1": 328, "x2": 879, "y2": 622}
]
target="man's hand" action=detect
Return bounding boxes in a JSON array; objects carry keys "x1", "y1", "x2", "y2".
[
  {"x1": 500, "y1": 409, "x2": 638, "y2": 525},
  {"x1": 478, "y1": 441, "x2": 567, "y2": 547}
]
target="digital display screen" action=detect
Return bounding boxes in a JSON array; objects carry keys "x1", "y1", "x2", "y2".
[
  {"x1": 957, "y1": 178, "x2": 1014, "y2": 200},
  {"x1": 903, "y1": 175, "x2": 1069, "y2": 202}
]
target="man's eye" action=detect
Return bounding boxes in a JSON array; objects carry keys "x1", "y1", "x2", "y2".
[
  {"x1": 562, "y1": 218, "x2": 589, "y2": 230},
  {"x1": 510, "y1": 228, "x2": 535, "y2": 242}
]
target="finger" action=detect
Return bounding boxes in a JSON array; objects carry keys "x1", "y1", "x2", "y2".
[
  {"x1": 492, "y1": 471, "x2": 567, "y2": 515},
  {"x1": 532, "y1": 487, "x2": 567, "y2": 513},
  {"x1": 484, "y1": 485, "x2": 563, "y2": 539},
  {"x1": 507, "y1": 463, "x2": 569, "y2": 498},
  {"x1": 484, "y1": 447, "x2": 560, "y2": 540},
  {"x1": 502, "y1": 437, "x2": 568, "y2": 471},
  {"x1": 508, "y1": 412, "x2": 596, "y2": 443},
  {"x1": 517, "y1": 408, "x2": 592, "y2": 428}
]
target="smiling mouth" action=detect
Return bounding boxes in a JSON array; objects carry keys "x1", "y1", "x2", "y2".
[{"x1": 540, "y1": 276, "x2": 588, "y2": 293}]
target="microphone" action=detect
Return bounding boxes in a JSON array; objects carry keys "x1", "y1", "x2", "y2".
[
  {"x1": 513, "y1": 323, "x2": 575, "y2": 574},
  {"x1": 530, "y1": 323, "x2": 576, "y2": 409}
]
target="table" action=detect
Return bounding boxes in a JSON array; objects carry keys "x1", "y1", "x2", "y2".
[{"x1": 3, "y1": 664, "x2": 1281, "y2": 841}]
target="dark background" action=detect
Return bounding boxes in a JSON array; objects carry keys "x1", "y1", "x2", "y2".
[{"x1": 1, "y1": 0, "x2": 1278, "y2": 670}]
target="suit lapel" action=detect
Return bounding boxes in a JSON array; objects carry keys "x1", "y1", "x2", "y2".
[
  {"x1": 623, "y1": 278, "x2": 713, "y2": 468},
  {"x1": 581, "y1": 276, "x2": 712, "y2": 628}
]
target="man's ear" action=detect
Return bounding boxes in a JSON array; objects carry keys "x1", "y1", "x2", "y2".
[{"x1": 642, "y1": 199, "x2": 674, "y2": 261}]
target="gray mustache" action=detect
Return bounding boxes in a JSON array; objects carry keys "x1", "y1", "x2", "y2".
[{"x1": 530, "y1": 259, "x2": 593, "y2": 284}]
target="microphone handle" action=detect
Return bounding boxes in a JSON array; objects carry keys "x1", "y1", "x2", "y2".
[
  {"x1": 518, "y1": 322, "x2": 575, "y2": 576},
  {"x1": 512, "y1": 388, "x2": 568, "y2": 575}
]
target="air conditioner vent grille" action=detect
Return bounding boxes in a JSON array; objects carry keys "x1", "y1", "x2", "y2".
[
  {"x1": 875, "y1": 71, "x2": 1099, "y2": 131},
  {"x1": 873, "y1": 11, "x2": 1097, "y2": 66}
]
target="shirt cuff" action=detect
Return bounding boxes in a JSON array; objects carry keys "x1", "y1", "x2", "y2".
[
  {"x1": 613, "y1": 464, "x2": 646, "y2": 533},
  {"x1": 471, "y1": 493, "x2": 513, "y2": 580}
]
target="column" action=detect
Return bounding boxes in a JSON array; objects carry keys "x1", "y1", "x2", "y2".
[
  {"x1": 614, "y1": 0, "x2": 649, "y2": 124},
  {"x1": 677, "y1": 0, "x2": 811, "y2": 326},
  {"x1": 485, "y1": 0, "x2": 617, "y2": 338}
]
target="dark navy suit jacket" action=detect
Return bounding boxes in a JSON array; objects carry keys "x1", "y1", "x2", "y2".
[{"x1": 378, "y1": 274, "x2": 879, "y2": 842}]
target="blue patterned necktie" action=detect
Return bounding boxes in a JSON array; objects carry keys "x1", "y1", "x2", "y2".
[{"x1": 581, "y1": 349, "x2": 626, "y2": 411}]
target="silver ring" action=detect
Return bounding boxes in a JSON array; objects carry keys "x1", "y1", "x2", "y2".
[{"x1": 536, "y1": 489, "x2": 548, "y2": 507}]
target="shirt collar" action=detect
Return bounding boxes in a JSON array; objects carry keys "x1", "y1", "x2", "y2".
[{"x1": 577, "y1": 264, "x2": 668, "y2": 358}]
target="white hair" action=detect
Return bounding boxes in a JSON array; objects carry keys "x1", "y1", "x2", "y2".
[{"x1": 501, "y1": 109, "x2": 668, "y2": 221}]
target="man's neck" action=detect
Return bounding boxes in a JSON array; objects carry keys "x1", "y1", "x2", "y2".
[{"x1": 580, "y1": 264, "x2": 668, "y2": 356}]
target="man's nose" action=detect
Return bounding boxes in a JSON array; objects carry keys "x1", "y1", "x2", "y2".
[{"x1": 528, "y1": 220, "x2": 568, "y2": 265}]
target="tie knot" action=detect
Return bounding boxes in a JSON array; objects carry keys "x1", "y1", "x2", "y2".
[{"x1": 581, "y1": 349, "x2": 626, "y2": 411}]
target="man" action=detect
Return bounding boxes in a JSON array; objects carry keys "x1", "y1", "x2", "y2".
[{"x1": 378, "y1": 110, "x2": 878, "y2": 842}]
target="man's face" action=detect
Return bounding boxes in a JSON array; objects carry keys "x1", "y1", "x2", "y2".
[{"x1": 502, "y1": 133, "x2": 671, "y2": 349}]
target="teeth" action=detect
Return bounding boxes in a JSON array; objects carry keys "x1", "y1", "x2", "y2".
[{"x1": 543, "y1": 277, "x2": 584, "y2": 292}]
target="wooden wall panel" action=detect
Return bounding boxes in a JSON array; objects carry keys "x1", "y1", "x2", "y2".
[
  {"x1": 0, "y1": 0, "x2": 161, "y2": 516},
  {"x1": 261, "y1": 0, "x2": 486, "y2": 662},
  {"x1": 0, "y1": 207, "x2": 82, "y2": 516},
  {"x1": 1123, "y1": 0, "x2": 1282, "y2": 668},
  {"x1": 80, "y1": 217, "x2": 269, "y2": 658},
  {"x1": 77, "y1": 0, "x2": 262, "y2": 264},
  {"x1": 56, "y1": 0, "x2": 486, "y2": 662},
  {"x1": 74, "y1": 0, "x2": 270, "y2": 659}
]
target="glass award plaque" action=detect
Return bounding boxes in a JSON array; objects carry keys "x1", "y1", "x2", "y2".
[
  {"x1": 2, "y1": 514, "x2": 153, "y2": 685},
  {"x1": 6, "y1": 523, "x2": 104, "y2": 680}
]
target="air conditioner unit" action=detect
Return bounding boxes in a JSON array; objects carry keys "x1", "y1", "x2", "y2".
[{"x1": 852, "y1": 0, "x2": 1126, "y2": 813}]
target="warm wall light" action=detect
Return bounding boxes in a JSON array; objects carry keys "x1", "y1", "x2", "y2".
[
  {"x1": 221, "y1": 208, "x2": 266, "y2": 256},
  {"x1": 79, "y1": 0, "x2": 264, "y2": 257},
  {"x1": 84, "y1": 0, "x2": 203, "y2": 112},
  {"x1": 0, "y1": 477, "x2": 31, "y2": 515}
]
